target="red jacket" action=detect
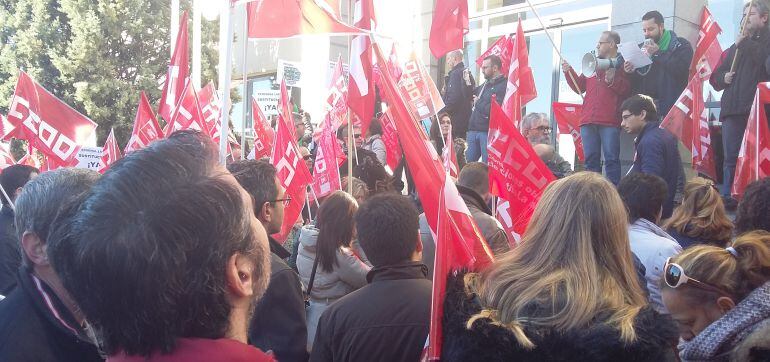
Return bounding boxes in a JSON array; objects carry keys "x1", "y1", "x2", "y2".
[
  {"x1": 564, "y1": 66, "x2": 630, "y2": 127},
  {"x1": 109, "y1": 338, "x2": 276, "y2": 362}
]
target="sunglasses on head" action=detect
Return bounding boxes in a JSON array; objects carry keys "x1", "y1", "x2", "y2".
[{"x1": 663, "y1": 257, "x2": 733, "y2": 296}]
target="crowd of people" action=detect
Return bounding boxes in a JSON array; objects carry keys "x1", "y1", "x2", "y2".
[{"x1": 0, "y1": 4, "x2": 768, "y2": 362}]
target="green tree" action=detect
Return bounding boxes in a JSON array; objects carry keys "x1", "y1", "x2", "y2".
[{"x1": 0, "y1": 0, "x2": 223, "y2": 147}]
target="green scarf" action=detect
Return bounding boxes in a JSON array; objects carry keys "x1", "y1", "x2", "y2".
[{"x1": 657, "y1": 30, "x2": 672, "y2": 52}]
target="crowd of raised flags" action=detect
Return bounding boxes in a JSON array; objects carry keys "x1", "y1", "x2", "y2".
[{"x1": 0, "y1": 1, "x2": 769, "y2": 360}]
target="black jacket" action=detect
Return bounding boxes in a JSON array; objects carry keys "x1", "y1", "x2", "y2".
[
  {"x1": 310, "y1": 262, "x2": 431, "y2": 362},
  {"x1": 441, "y1": 272, "x2": 679, "y2": 362},
  {"x1": 712, "y1": 27, "x2": 770, "y2": 118},
  {"x1": 442, "y1": 62, "x2": 475, "y2": 137},
  {"x1": 249, "y1": 237, "x2": 308, "y2": 362},
  {"x1": 0, "y1": 269, "x2": 103, "y2": 361},
  {"x1": 630, "y1": 32, "x2": 693, "y2": 117},
  {"x1": 468, "y1": 76, "x2": 507, "y2": 132},
  {"x1": 0, "y1": 207, "x2": 19, "y2": 295},
  {"x1": 630, "y1": 121, "x2": 682, "y2": 218}
]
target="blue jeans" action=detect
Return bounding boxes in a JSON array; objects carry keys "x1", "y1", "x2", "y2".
[
  {"x1": 466, "y1": 131, "x2": 488, "y2": 163},
  {"x1": 721, "y1": 115, "x2": 748, "y2": 197},
  {"x1": 581, "y1": 124, "x2": 621, "y2": 185}
]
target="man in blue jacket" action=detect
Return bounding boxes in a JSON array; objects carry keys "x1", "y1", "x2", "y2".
[
  {"x1": 466, "y1": 55, "x2": 507, "y2": 163},
  {"x1": 442, "y1": 49, "x2": 475, "y2": 140},
  {"x1": 620, "y1": 94, "x2": 682, "y2": 218},
  {"x1": 623, "y1": 10, "x2": 693, "y2": 117}
]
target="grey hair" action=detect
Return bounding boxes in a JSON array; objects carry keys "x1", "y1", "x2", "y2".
[
  {"x1": 15, "y1": 168, "x2": 100, "y2": 264},
  {"x1": 521, "y1": 112, "x2": 549, "y2": 131},
  {"x1": 746, "y1": 1, "x2": 770, "y2": 26},
  {"x1": 447, "y1": 49, "x2": 464, "y2": 62}
]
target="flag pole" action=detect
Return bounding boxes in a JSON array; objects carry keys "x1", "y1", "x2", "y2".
[
  {"x1": 217, "y1": 1, "x2": 235, "y2": 165},
  {"x1": 192, "y1": 0, "x2": 202, "y2": 89},
  {"x1": 171, "y1": 0, "x2": 180, "y2": 55},
  {"x1": 0, "y1": 184, "x2": 14, "y2": 211},
  {"x1": 523, "y1": 0, "x2": 583, "y2": 99},
  {"x1": 731, "y1": 0, "x2": 753, "y2": 73},
  {"x1": 241, "y1": 7, "x2": 249, "y2": 160},
  {"x1": 346, "y1": 0, "x2": 354, "y2": 194},
  {"x1": 305, "y1": 189, "x2": 313, "y2": 222}
]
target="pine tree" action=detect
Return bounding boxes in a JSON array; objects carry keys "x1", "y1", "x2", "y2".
[{"x1": 0, "y1": 0, "x2": 221, "y2": 147}]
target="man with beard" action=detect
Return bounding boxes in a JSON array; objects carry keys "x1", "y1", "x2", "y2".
[
  {"x1": 47, "y1": 131, "x2": 275, "y2": 361},
  {"x1": 466, "y1": 55, "x2": 507, "y2": 163},
  {"x1": 623, "y1": 10, "x2": 693, "y2": 117},
  {"x1": 521, "y1": 112, "x2": 573, "y2": 178}
]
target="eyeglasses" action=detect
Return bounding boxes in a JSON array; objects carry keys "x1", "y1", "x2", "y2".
[
  {"x1": 533, "y1": 126, "x2": 551, "y2": 132},
  {"x1": 302, "y1": 155, "x2": 313, "y2": 160},
  {"x1": 268, "y1": 196, "x2": 292, "y2": 206},
  {"x1": 354, "y1": 134, "x2": 362, "y2": 139},
  {"x1": 663, "y1": 257, "x2": 733, "y2": 296}
]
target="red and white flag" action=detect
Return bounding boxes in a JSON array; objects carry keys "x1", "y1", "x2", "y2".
[
  {"x1": 379, "y1": 110, "x2": 402, "y2": 171},
  {"x1": 429, "y1": 0, "x2": 469, "y2": 58},
  {"x1": 488, "y1": 95, "x2": 555, "y2": 243},
  {"x1": 159, "y1": 11, "x2": 190, "y2": 122},
  {"x1": 398, "y1": 51, "x2": 446, "y2": 122},
  {"x1": 4, "y1": 71, "x2": 97, "y2": 166},
  {"x1": 347, "y1": 0, "x2": 376, "y2": 134},
  {"x1": 552, "y1": 102, "x2": 585, "y2": 162},
  {"x1": 271, "y1": 110, "x2": 313, "y2": 241},
  {"x1": 278, "y1": 80, "x2": 296, "y2": 140},
  {"x1": 476, "y1": 35, "x2": 514, "y2": 74},
  {"x1": 246, "y1": 0, "x2": 362, "y2": 39},
  {"x1": 163, "y1": 82, "x2": 210, "y2": 137},
  {"x1": 125, "y1": 92, "x2": 163, "y2": 154},
  {"x1": 199, "y1": 82, "x2": 222, "y2": 138},
  {"x1": 250, "y1": 98, "x2": 275, "y2": 160},
  {"x1": 317, "y1": 56, "x2": 348, "y2": 135},
  {"x1": 442, "y1": 125, "x2": 459, "y2": 178},
  {"x1": 311, "y1": 123, "x2": 342, "y2": 199},
  {"x1": 0, "y1": 142, "x2": 15, "y2": 170},
  {"x1": 690, "y1": 7, "x2": 722, "y2": 80},
  {"x1": 732, "y1": 83, "x2": 770, "y2": 198},
  {"x1": 660, "y1": 74, "x2": 717, "y2": 179},
  {"x1": 502, "y1": 22, "x2": 537, "y2": 124},
  {"x1": 99, "y1": 128, "x2": 122, "y2": 173},
  {"x1": 374, "y1": 42, "x2": 493, "y2": 361},
  {"x1": 373, "y1": 44, "x2": 403, "y2": 99}
]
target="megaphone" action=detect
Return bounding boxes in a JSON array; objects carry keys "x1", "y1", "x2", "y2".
[{"x1": 582, "y1": 51, "x2": 616, "y2": 76}]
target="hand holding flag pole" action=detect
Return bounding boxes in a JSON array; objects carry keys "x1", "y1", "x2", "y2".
[{"x1": 730, "y1": 0, "x2": 753, "y2": 73}]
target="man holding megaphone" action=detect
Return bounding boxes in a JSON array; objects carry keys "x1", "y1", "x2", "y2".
[{"x1": 561, "y1": 30, "x2": 630, "y2": 185}]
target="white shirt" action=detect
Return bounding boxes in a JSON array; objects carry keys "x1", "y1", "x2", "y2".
[{"x1": 628, "y1": 218, "x2": 683, "y2": 314}]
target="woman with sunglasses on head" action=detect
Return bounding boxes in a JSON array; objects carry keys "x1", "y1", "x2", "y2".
[
  {"x1": 361, "y1": 118, "x2": 387, "y2": 167},
  {"x1": 663, "y1": 177, "x2": 734, "y2": 249},
  {"x1": 661, "y1": 231, "x2": 770, "y2": 361},
  {"x1": 441, "y1": 172, "x2": 678, "y2": 361},
  {"x1": 296, "y1": 191, "x2": 372, "y2": 349}
]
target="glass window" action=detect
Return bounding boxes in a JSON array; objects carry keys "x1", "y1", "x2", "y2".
[
  {"x1": 486, "y1": 0, "x2": 524, "y2": 11},
  {"x1": 703, "y1": 0, "x2": 741, "y2": 104},
  {"x1": 558, "y1": 22, "x2": 608, "y2": 103},
  {"x1": 525, "y1": 33, "x2": 555, "y2": 114},
  {"x1": 464, "y1": 39, "x2": 483, "y2": 82}
]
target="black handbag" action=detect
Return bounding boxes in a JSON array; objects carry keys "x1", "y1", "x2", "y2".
[{"x1": 304, "y1": 256, "x2": 319, "y2": 309}]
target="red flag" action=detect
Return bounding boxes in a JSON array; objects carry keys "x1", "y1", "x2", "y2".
[
  {"x1": 373, "y1": 44, "x2": 403, "y2": 96},
  {"x1": 163, "y1": 83, "x2": 210, "y2": 137},
  {"x1": 379, "y1": 110, "x2": 402, "y2": 171},
  {"x1": 0, "y1": 142, "x2": 15, "y2": 170},
  {"x1": 398, "y1": 51, "x2": 446, "y2": 122},
  {"x1": 99, "y1": 128, "x2": 122, "y2": 173},
  {"x1": 429, "y1": 0, "x2": 469, "y2": 58},
  {"x1": 552, "y1": 102, "x2": 585, "y2": 162},
  {"x1": 250, "y1": 98, "x2": 275, "y2": 160},
  {"x1": 4, "y1": 71, "x2": 97, "y2": 166},
  {"x1": 503, "y1": 22, "x2": 537, "y2": 123},
  {"x1": 442, "y1": 125, "x2": 459, "y2": 178},
  {"x1": 660, "y1": 75, "x2": 717, "y2": 179},
  {"x1": 732, "y1": 83, "x2": 770, "y2": 198},
  {"x1": 271, "y1": 110, "x2": 313, "y2": 241},
  {"x1": 348, "y1": 0, "x2": 377, "y2": 135},
  {"x1": 317, "y1": 57, "x2": 348, "y2": 135},
  {"x1": 690, "y1": 7, "x2": 723, "y2": 79},
  {"x1": 159, "y1": 11, "x2": 190, "y2": 122},
  {"x1": 374, "y1": 42, "x2": 493, "y2": 361},
  {"x1": 278, "y1": 80, "x2": 296, "y2": 140},
  {"x1": 488, "y1": 95, "x2": 555, "y2": 242},
  {"x1": 199, "y1": 82, "x2": 221, "y2": 137},
  {"x1": 125, "y1": 92, "x2": 163, "y2": 154},
  {"x1": 476, "y1": 35, "x2": 514, "y2": 74},
  {"x1": 310, "y1": 123, "x2": 342, "y2": 199},
  {"x1": 246, "y1": 0, "x2": 363, "y2": 39}
]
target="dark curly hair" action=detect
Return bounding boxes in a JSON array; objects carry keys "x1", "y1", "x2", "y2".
[{"x1": 735, "y1": 178, "x2": 770, "y2": 235}]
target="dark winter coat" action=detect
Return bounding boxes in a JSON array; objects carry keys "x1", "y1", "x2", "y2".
[
  {"x1": 441, "y1": 271, "x2": 679, "y2": 362},
  {"x1": 630, "y1": 121, "x2": 682, "y2": 218},
  {"x1": 0, "y1": 207, "x2": 19, "y2": 295},
  {"x1": 711, "y1": 27, "x2": 770, "y2": 118},
  {"x1": 309, "y1": 262, "x2": 431, "y2": 362},
  {"x1": 456, "y1": 185, "x2": 509, "y2": 255},
  {"x1": 0, "y1": 269, "x2": 103, "y2": 362},
  {"x1": 442, "y1": 62, "x2": 475, "y2": 137},
  {"x1": 249, "y1": 237, "x2": 308, "y2": 362},
  {"x1": 564, "y1": 58, "x2": 631, "y2": 127},
  {"x1": 468, "y1": 76, "x2": 507, "y2": 132},
  {"x1": 630, "y1": 32, "x2": 694, "y2": 117}
]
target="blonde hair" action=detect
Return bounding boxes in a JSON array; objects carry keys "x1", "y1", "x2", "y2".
[
  {"x1": 666, "y1": 231, "x2": 770, "y2": 302},
  {"x1": 468, "y1": 172, "x2": 647, "y2": 349},
  {"x1": 341, "y1": 176, "x2": 369, "y2": 201},
  {"x1": 663, "y1": 177, "x2": 734, "y2": 246}
]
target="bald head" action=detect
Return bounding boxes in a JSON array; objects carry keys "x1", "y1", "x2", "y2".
[{"x1": 446, "y1": 49, "x2": 464, "y2": 69}]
